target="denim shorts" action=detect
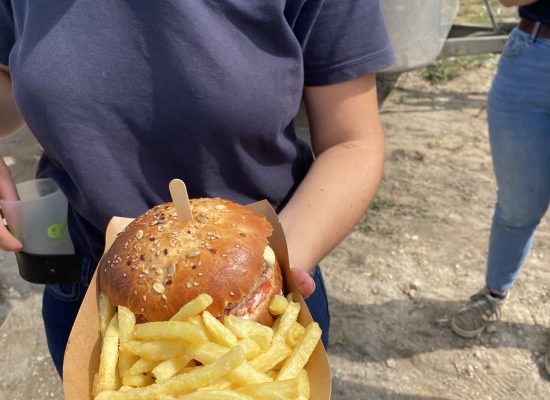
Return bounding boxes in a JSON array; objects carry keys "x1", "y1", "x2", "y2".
[{"x1": 42, "y1": 259, "x2": 330, "y2": 377}]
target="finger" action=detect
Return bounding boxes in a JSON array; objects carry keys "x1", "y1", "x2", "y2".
[
  {"x1": 291, "y1": 268, "x2": 316, "y2": 300},
  {"x1": 0, "y1": 222, "x2": 22, "y2": 251},
  {"x1": 0, "y1": 158, "x2": 18, "y2": 201}
]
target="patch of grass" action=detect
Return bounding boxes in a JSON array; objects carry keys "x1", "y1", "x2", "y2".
[
  {"x1": 423, "y1": 63, "x2": 460, "y2": 83},
  {"x1": 422, "y1": 54, "x2": 494, "y2": 83},
  {"x1": 456, "y1": 0, "x2": 502, "y2": 25},
  {"x1": 394, "y1": 95, "x2": 408, "y2": 105},
  {"x1": 369, "y1": 195, "x2": 396, "y2": 213}
]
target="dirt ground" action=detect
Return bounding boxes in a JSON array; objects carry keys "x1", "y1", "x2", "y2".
[
  {"x1": 325, "y1": 58, "x2": 550, "y2": 399},
  {"x1": 2, "y1": 6, "x2": 550, "y2": 399}
]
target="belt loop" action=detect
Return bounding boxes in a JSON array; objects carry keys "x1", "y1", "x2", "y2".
[{"x1": 530, "y1": 21, "x2": 541, "y2": 42}]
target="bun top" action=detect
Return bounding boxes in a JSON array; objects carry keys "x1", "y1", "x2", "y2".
[{"x1": 99, "y1": 198, "x2": 273, "y2": 321}]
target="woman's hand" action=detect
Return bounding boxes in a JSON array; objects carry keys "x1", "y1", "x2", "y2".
[
  {"x1": 0, "y1": 157, "x2": 22, "y2": 251},
  {"x1": 291, "y1": 266, "x2": 316, "y2": 299}
]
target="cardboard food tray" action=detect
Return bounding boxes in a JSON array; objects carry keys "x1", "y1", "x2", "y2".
[{"x1": 63, "y1": 200, "x2": 332, "y2": 399}]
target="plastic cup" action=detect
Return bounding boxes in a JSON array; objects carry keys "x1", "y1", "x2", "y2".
[{"x1": 0, "y1": 178, "x2": 75, "y2": 255}]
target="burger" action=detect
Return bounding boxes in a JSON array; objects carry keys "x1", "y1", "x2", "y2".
[{"x1": 99, "y1": 198, "x2": 283, "y2": 326}]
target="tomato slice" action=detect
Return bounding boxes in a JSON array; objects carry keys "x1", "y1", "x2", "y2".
[{"x1": 234, "y1": 280, "x2": 272, "y2": 318}]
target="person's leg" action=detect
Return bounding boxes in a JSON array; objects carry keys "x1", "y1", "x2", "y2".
[
  {"x1": 42, "y1": 256, "x2": 95, "y2": 376},
  {"x1": 452, "y1": 29, "x2": 550, "y2": 338},
  {"x1": 305, "y1": 266, "x2": 330, "y2": 348},
  {"x1": 485, "y1": 31, "x2": 550, "y2": 293}
]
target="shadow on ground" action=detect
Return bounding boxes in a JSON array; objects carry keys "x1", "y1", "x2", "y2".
[{"x1": 328, "y1": 295, "x2": 549, "y2": 364}]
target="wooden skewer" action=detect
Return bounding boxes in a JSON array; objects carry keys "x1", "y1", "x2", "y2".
[{"x1": 168, "y1": 179, "x2": 192, "y2": 222}]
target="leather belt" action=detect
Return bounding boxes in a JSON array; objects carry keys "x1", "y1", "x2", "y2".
[
  {"x1": 15, "y1": 251, "x2": 83, "y2": 284},
  {"x1": 519, "y1": 18, "x2": 550, "y2": 39}
]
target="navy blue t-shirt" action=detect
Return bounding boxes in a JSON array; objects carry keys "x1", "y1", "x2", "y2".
[
  {"x1": 520, "y1": 0, "x2": 550, "y2": 27},
  {"x1": 0, "y1": 0, "x2": 394, "y2": 261}
]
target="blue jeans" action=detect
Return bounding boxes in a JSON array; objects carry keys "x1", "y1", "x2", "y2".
[
  {"x1": 42, "y1": 259, "x2": 330, "y2": 377},
  {"x1": 485, "y1": 28, "x2": 550, "y2": 292},
  {"x1": 42, "y1": 256, "x2": 95, "y2": 377}
]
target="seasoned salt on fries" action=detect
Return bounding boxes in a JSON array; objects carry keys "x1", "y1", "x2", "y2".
[{"x1": 94, "y1": 293, "x2": 321, "y2": 399}]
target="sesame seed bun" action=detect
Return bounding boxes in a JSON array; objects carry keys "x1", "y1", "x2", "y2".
[{"x1": 99, "y1": 198, "x2": 283, "y2": 325}]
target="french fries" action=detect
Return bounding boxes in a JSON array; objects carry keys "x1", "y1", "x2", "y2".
[{"x1": 93, "y1": 293, "x2": 320, "y2": 399}]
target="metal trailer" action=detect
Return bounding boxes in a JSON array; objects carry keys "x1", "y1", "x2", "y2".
[{"x1": 377, "y1": 0, "x2": 517, "y2": 102}]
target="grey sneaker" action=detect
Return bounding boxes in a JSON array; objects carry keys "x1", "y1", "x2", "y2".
[{"x1": 451, "y1": 288, "x2": 505, "y2": 338}]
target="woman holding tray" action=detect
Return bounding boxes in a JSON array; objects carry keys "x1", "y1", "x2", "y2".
[{"x1": 0, "y1": 0, "x2": 394, "y2": 375}]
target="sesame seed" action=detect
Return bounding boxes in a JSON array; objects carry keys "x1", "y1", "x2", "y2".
[
  {"x1": 193, "y1": 282, "x2": 199, "y2": 287},
  {"x1": 230, "y1": 291, "x2": 235, "y2": 296},
  {"x1": 135, "y1": 230, "x2": 144, "y2": 240},
  {"x1": 134, "y1": 290, "x2": 138, "y2": 295},
  {"x1": 240, "y1": 233, "x2": 247, "y2": 237},
  {"x1": 156, "y1": 268, "x2": 163, "y2": 275},
  {"x1": 140, "y1": 308, "x2": 144, "y2": 313},
  {"x1": 143, "y1": 295, "x2": 147, "y2": 301},
  {"x1": 123, "y1": 273, "x2": 127, "y2": 277},
  {"x1": 186, "y1": 280, "x2": 193, "y2": 289},
  {"x1": 198, "y1": 272, "x2": 203, "y2": 276},
  {"x1": 161, "y1": 294, "x2": 167, "y2": 300},
  {"x1": 186, "y1": 251, "x2": 200, "y2": 258},
  {"x1": 153, "y1": 283, "x2": 165, "y2": 294},
  {"x1": 215, "y1": 204, "x2": 225, "y2": 210},
  {"x1": 143, "y1": 269, "x2": 150, "y2": 275}
]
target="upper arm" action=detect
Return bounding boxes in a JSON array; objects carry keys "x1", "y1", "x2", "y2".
[{"x1": 303, "y1": 74, "x2": 382, "y2": 156}]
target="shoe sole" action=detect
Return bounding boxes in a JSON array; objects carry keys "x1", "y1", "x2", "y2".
[{"x1": 450, "y1": 318, "x2": 487, "y2": 338}]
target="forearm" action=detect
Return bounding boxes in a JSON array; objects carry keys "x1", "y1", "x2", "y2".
[
  {"x1": 499, "y1": 0, "x2": 537, "y2": 7},
  {"x1": 0, "y1": 67, "x2": 25, "y2": 138},
  {"x1": 279, "y1": 134, "x2": 384, "y2": 273}
]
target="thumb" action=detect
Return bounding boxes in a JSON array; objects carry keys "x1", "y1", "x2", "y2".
[
  {"x1": 291, "y1": 267, "x2": 316, "y2": 300},
  {"x1": 0, "y1": 221, "x2": 22, "y2": 251}
]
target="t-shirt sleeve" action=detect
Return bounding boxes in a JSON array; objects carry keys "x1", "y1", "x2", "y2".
[
  {"x1": 0, "y1": 0, "x2": 15, "y2": 66},
  {"x1": 293, "y1": 0, "x2": 395, "y2": 86}
]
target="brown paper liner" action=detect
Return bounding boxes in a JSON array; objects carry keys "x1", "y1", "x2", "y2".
[{"x1": 63, "y1": 200, "x2": 331, "y2": 399}]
